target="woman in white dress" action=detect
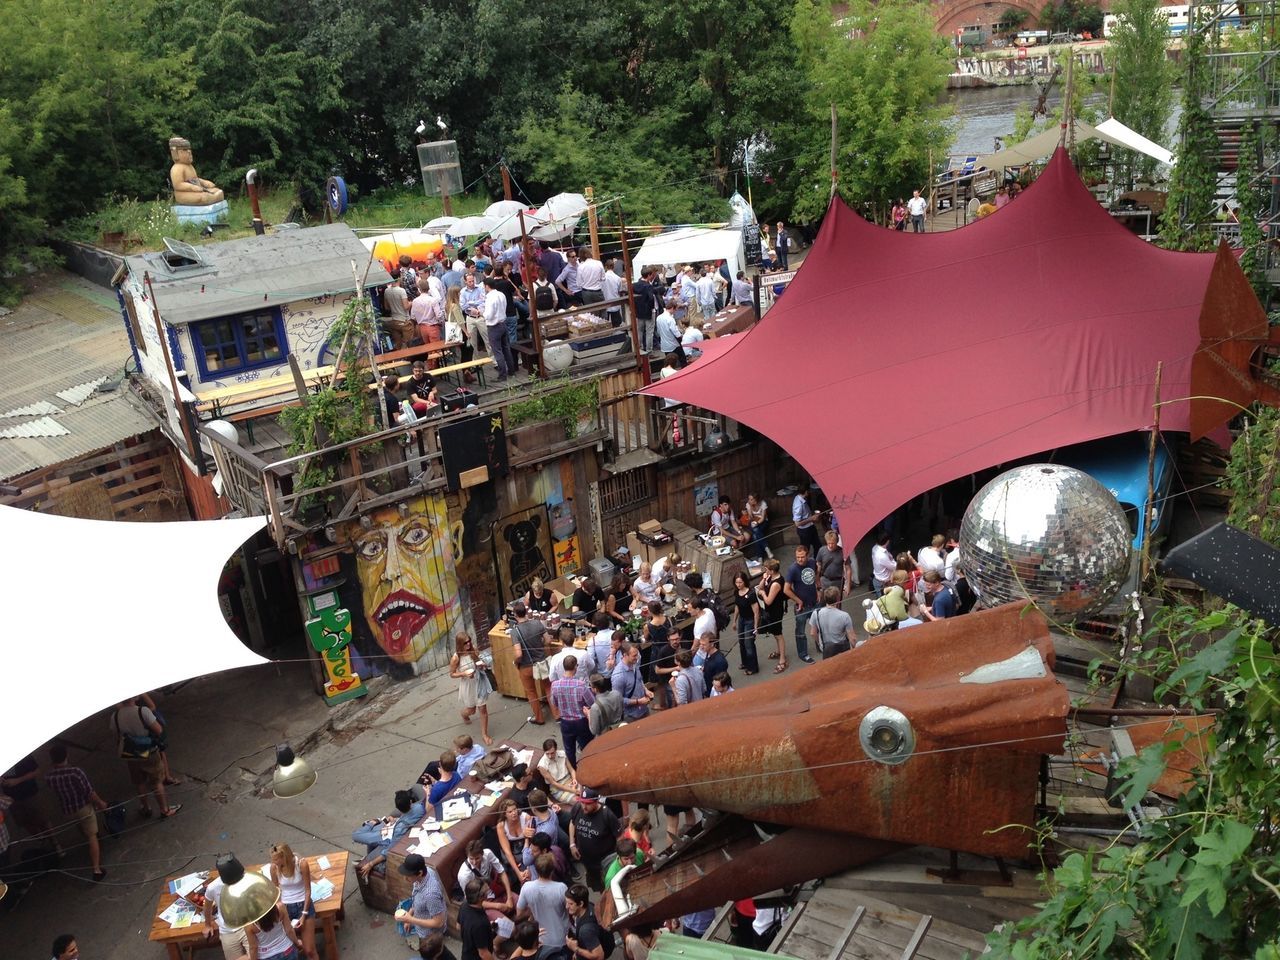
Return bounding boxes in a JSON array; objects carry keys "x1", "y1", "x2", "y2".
[{"x1": 450, "y1": 632, "x2": 493, "y2": 745}]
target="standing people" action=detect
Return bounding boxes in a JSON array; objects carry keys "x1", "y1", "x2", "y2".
[
  {"x1": 908, "y1": 190, "x2": 928, "y2": 232},
  {"x1": 483, "y1": 276, "x2": 515, "y2": 382},
  {"x1": 815, "y1": 530, "x2": 850, "y2": 598},
  {"x1": 269, "y1": 843, "x2": 318, "y2": 960},
  {"x1": 732, "y1": 571, "x2": 760, "y2": 675},
  {"x1": 610, "y1": 643, "x2": 652, "y2": 722},
  {"x1": 891, "y1": 199, "x2": 907, "y2": 231},
  {"x1": 549, "y1": 657, "x2": 595, "y2": 767},
  {"x1": 459, "y1": 879, "x2": 498, "y2": 960},
  {"x1": 745, "y1": 493, "x2": 769, "y2": 560},
  {"x1": 203, "y1": 857, "x2": 251, "y2": 959},
  {"x1": 587, "y1": 674, "x2": 624, "y2": 737},
  {"x1": 509, "y1": 602, "x2": 549, "y2": 725},
  {"x1": 565, "y1": 883, "x2": 612, "y2": 960},
  {"x1": 670, "y1": 651, "x2": 704, "y2": 706},
  {"x1": 2, "y1": 753, "x2": 54, "y2": 845},
  {"x1": 807, "y1": 586, "x2": 856, "y2": 658},
  {"x1": 450, "y1": 632, "x2": 494, "y2": 746},
  {"x1": 460, "y1": 273, "x2": 489, "y2": 358},
  {"x1": 791, "y1": 489, "x2": 822, "y2": 554},
  {"x1": 45, "y1": 744, "x2": 108, "y2": 881},
  {"x1": 568, "y1": 788, "x2": 622, "y2": 892},
  {"x1": 774, "y1": 221, "x2": 789, "y2": 270},
  {"x1": 247, "y1": 902, "x2": 304, "y2": 960},
  {"x1": 756, "y1": 558, "x2": 787, "y2": 671},
  {"x1": 515, "y1": 853, "x2": 570, "y2": 954},
  {"x1": 697, "y1": 635, "x2": 728, "y2": 696},
  {"x1": 633, "y1": 268, "x2": 661, "y2": 351},
  {"x1": 783, "y1": 546, "x2": 819, "y2": 665},
  {"x1": 412, "y1": 278, "x2": 444, "y2": 349},
  {"x1": 578, "y1": 246, "x2": 605, "y2": 306},
  {"x1": 111, "y1": 697, "x2": 181, "y2": 820},
  {"x1": 871, "y1": 531, "x2": 895, "y2": 596},
  {"x1": 51, "y1": 935, "x2": 80, "y2": 960},
  {"x1": 396, "y1": 853, "x2": 448, "y2": 951}
]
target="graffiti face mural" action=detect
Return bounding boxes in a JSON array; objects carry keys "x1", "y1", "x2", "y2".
[{"x1": 339, "y1": 496, "x2": 461, "y2": 665}]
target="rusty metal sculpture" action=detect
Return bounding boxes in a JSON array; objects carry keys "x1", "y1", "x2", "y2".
[{"x1": 576, "y1": 603, "x2": 1069, "y2": 928}]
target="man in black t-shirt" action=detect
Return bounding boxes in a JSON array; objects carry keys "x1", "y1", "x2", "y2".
[
  {"x1": 459, "y1": 879, "x2": 496, "y2": 960},
  {"x1": 565, "y1": 883, "x2": 611, "y2": 960},
  {"x1": 568, "y1": 788, "x2": 621, "y2": 892}
]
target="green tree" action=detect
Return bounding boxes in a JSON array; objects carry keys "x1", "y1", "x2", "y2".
[
  {"x1": 1108, "y1": 0, "x2": 1175, "y2": 185},
  {"x1": 1236, "y1": 121, "x2": 1270, "y2": 300},
  {"x1": 506, "y1": 86, "x2": 723, "y2": 225},
  {"x1": 1160, "y1": 31, "x2": 1219, "y2": 251},
  {"x1": 787, "y1": 0, "x2": 953, "y2": 223}
]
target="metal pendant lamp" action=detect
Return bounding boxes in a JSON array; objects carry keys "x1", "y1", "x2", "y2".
[
  {"x1": 272, "y1": 743, "x2": 317, "y2": 799},
  {"x1": 215, "y1": 853, "x2": 280, "y2": 929}
]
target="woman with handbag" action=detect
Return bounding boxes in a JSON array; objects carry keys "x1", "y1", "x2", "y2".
[
  {"x1": 450, "y1": 633, "x2": 494, "y2": 746},
  {"x1": 755, "y1": 559, "x2": 787, "y2": 673},
  {"x1": 111, "y1": 698, "x2": 181, "y2": 820},
  {"x1": 732, "y1": 571, "x2": 760, "y2": 676}
]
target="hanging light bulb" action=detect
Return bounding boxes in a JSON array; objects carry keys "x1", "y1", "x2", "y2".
[
  {"x1": 215, "y1": 853, "x2": 280, "y2": 929},
  {"x1": 272, "y1": 743, "x2": 317, "y2": 798}
]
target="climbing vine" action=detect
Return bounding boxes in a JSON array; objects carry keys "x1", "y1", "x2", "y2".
[{"x1": 277, "y1": 294, "x2": 382, "y2": 508}]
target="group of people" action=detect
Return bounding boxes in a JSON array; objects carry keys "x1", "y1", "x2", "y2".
[
  {"x1": 201, "y1": 844, "x2": 323, "y2": 960},
  {"x1": 867, "y1": 530, "x2": 978, "y2": 631}
]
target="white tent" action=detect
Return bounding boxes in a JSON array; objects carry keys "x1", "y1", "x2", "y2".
[
  {"x1": 0, "y1": 507, "x2": 269, "y2": 774},
  {"x1": 629, "y1": 227, "x2": 746, "y2": 280},
  {"x1": 977, "y1": 118, "x2": 1174, "y2": 170}
]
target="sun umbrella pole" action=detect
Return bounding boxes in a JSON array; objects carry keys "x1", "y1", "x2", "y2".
[
  {"x1": 586, "y1": 185, "x2": 601, "y2": 260},
  {"x1": 521, "y1": 210, "x2": 545, "y2": 380}
]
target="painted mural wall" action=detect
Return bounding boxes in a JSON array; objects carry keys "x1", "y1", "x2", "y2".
[{"x1": 299, "y1": 494, "x2": 471, "y2": 679}]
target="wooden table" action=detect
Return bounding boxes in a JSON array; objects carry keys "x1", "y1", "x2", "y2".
[
  {"x1": 355, "y1": 746, "x2": 527, "y2": 925},
  {"x1": 702, "y1": 303, "x2": 756, "y2": 339},
  {"x1": 147, "y1": 850, "x2": 348, "y2": 960}
]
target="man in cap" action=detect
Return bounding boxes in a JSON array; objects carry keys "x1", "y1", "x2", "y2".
[{"x1": 568, "y1": 788, "x2": 621, "y2": 892}]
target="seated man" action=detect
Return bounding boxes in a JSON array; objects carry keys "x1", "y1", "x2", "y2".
[
  {"x1": 453, "y1": 735, "x2": 486, "y2": 779},
  {"x1": 354, "y1": 788, "x2": 426, "y2": 877},
  {"x1": 709, "y1": 496, "x2": 750, "y2": 550},
  {"x1": 405, "y1": 361, "x2": 439, "y2": 416},
  {"x1": 420, "y1": 751, "x2": 461, "y2": 819}
]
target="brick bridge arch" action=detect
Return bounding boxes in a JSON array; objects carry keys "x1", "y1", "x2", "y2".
[{"x1": 934, "y1": 0, "x2": 1052, "y2": 37}]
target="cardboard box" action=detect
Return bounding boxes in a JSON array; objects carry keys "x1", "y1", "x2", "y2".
[{"x1": 638, "y1": 519, "x2": 664, "y2": 535}]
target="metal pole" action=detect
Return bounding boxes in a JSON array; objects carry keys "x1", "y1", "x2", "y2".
[
  {"x1": 616, "y1": 204, "x2": 645, "y2": 380},
  {"x1": 351, "y1": 260, "x2": 388, "y2": 432},
  {"x1": 246, "y1": 169, "x2": 265, "y2": 236},
  {"x1": 1141, "y1": 362, "x2": 1163, "y2": 581},
  {"x1": 520, "y1": 211, "x2": 545, "y2": 380}
]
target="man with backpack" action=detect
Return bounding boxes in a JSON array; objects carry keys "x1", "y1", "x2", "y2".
[
  {"x1": 111, "y1": 698, "x2": 180, "y2": 821},
  {"x1": 565, "y1": 883, "x2": 615, "y2": 960}
]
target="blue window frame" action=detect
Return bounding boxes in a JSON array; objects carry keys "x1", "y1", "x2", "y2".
[{"x1": 190, "y1": 307, "x2": 286, "y2": 378}]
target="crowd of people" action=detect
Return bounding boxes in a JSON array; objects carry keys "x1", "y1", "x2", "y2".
[{"x1": 866, "y1": 530, "x2": 978, "y2": 632}]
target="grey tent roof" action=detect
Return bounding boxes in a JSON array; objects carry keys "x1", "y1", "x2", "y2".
[{"x1": 123, "y1": 223, "x2": 393, "y2": 325}]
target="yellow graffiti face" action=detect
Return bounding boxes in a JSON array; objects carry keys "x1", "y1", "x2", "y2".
[{"x1": 344, "y1": 498, "x2": 459, "y2": 664}]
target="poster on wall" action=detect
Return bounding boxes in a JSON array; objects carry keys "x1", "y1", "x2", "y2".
[
  {"x1": 553, "y1": 535, "x2": 581, "y2": 578},
  {"x1": 304, "y1": 593, "x2": 368, "y2": 705},
  {"x1": 694, "y1": 476, "x2": 720, "y2": 517},
  {"x1": 493, "y1": 504, "x2": 554, "y2": 605},
  {"x1": 301, "y1": 494, "x2": 465, "y2": 680}
]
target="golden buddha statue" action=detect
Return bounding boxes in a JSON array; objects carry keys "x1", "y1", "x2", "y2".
[{"x1": 168, "y1": 137, "x2": 224, "y2": 206}]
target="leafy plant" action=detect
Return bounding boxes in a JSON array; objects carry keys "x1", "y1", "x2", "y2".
[
  {"x1": 277, "y1": 294, "x2": 381, "y2": 509},
  {"x1": 505, "y1": 377, "x2": 600, "y2": 439},
  {"x1": 1161, "y1": 31, "x2": 1220, "y2": 251}
]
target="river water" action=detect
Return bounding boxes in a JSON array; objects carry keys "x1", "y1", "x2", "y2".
[{"x1": 946, "y1": 85, "x2": 1179, "y2": 158}]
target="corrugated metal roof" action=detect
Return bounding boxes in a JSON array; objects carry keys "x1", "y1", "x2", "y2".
[
  {"x1": 649, "y1": 932, "x2": 801, "y2": 960},
  {"x1": 121, "y1": 222, "x2": 394, "y2": 325},
  {"x1": 0, "y1": 272, "x2": 157, "y2": 480}
]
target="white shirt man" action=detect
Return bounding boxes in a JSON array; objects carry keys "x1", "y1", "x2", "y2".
[
  {"x1": 693, "y1": 603, "x2": 717, "y2": 641},
  {"x1": 548, "y1": 644, "x2": 595, "y2": 683},
  {"x1": 907, "y1": 194, "x2": 927, "y2": 217},
  {"x1": 917, "y1": 539, "x2": 946, "y2": 576},
  {"x1": 871, "y1": 540, "x2": 896, "y2": 587},
  {"x1": 680, "y1": 322, "x2": 705, "y2": 361},
  {"x1": 656, "y1": 309, "x2": 682, "y2": 354},
  {"x1": 426, "y1": 272, "x2": 446, "y2": 302},
  {"x1": 577, "y1": 254, "x2": 605, "y2": 294},
  {"x1": 695, "y1": 271, "x2": 716, "y2": 315},
  {"x1": 482, "y1": 286, "x2": 507, "y2": 329}
]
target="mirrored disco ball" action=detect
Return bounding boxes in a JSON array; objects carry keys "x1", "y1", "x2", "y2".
[{"x1": 958, "y1": 464, "x2": 1132, "y2": 621}]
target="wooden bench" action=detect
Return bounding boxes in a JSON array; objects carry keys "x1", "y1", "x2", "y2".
[{"x1": 511, "y1": 340, "x2": 540, "y2": 374}]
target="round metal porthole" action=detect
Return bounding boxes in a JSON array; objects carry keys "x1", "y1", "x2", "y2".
[{"x1": 859, "y1": 707, "x2": 915, "y2": 765}]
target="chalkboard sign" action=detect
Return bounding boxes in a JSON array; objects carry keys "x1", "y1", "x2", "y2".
[
  {"x1": 743, "y1": 223, "x2": 762, "y2": 266},
  {"x1": 440, "y1": 413, "x2": 508, "y2": 490}
]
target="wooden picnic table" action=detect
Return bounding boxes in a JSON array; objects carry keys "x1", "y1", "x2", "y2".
[
  {"x1": 147, "y1": 850, "x2": 349, "y2": 960},
  {"x1": 702, "y1": 303, "x2": 756, "y2": 338}
]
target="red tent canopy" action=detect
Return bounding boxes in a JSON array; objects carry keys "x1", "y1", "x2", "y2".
[{"x1": 644, "y1": 149, "x2": 1264, "y2": 544}]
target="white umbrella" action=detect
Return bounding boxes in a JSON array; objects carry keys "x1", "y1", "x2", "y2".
[
  {"x1": 448, "y1": 214, "x2": 498, "y2": 237},
  {"x1": 530, "y1": 218, "x2": 580, "y2": 241},
  {"x1": 536, "y1": 192, "x2": 590, "y2": 222},
  {"x1": 422, "y1": 215, "x2": 458, "y2": 233},
  {"x1": 484, "y1": 200, "x2": 529, "y2": 218}
]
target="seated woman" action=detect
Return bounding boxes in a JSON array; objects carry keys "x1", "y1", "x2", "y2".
[
  {"x1": 523, "y1": 577, "x2": 564, "y2": 615},
  {"x1": 631, "y1": 562, "x2": 659, "y2": 608},
  {"x1": 571, "y1": 576, "x2": 604, "y2": 614},
  {"x1": 604, "y1": 573, "x2": 634, "y2": 625},
  {"x1": 651, "y1": 551, "x2": 680, "y2": 584}
]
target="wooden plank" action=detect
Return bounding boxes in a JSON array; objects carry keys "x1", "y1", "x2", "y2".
[
  {"x1": 768, "y1": 901, "x2": 809, "y2": 953},
  {"x1": 807, "y1": 892, "x2": 989, "y2": 955},
  {"x1": 824, "y1": 905, "x2": 866, "y2": 960},
  {"x1": 899, "y1": 916, "x2": 933, "y2": 960}
]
